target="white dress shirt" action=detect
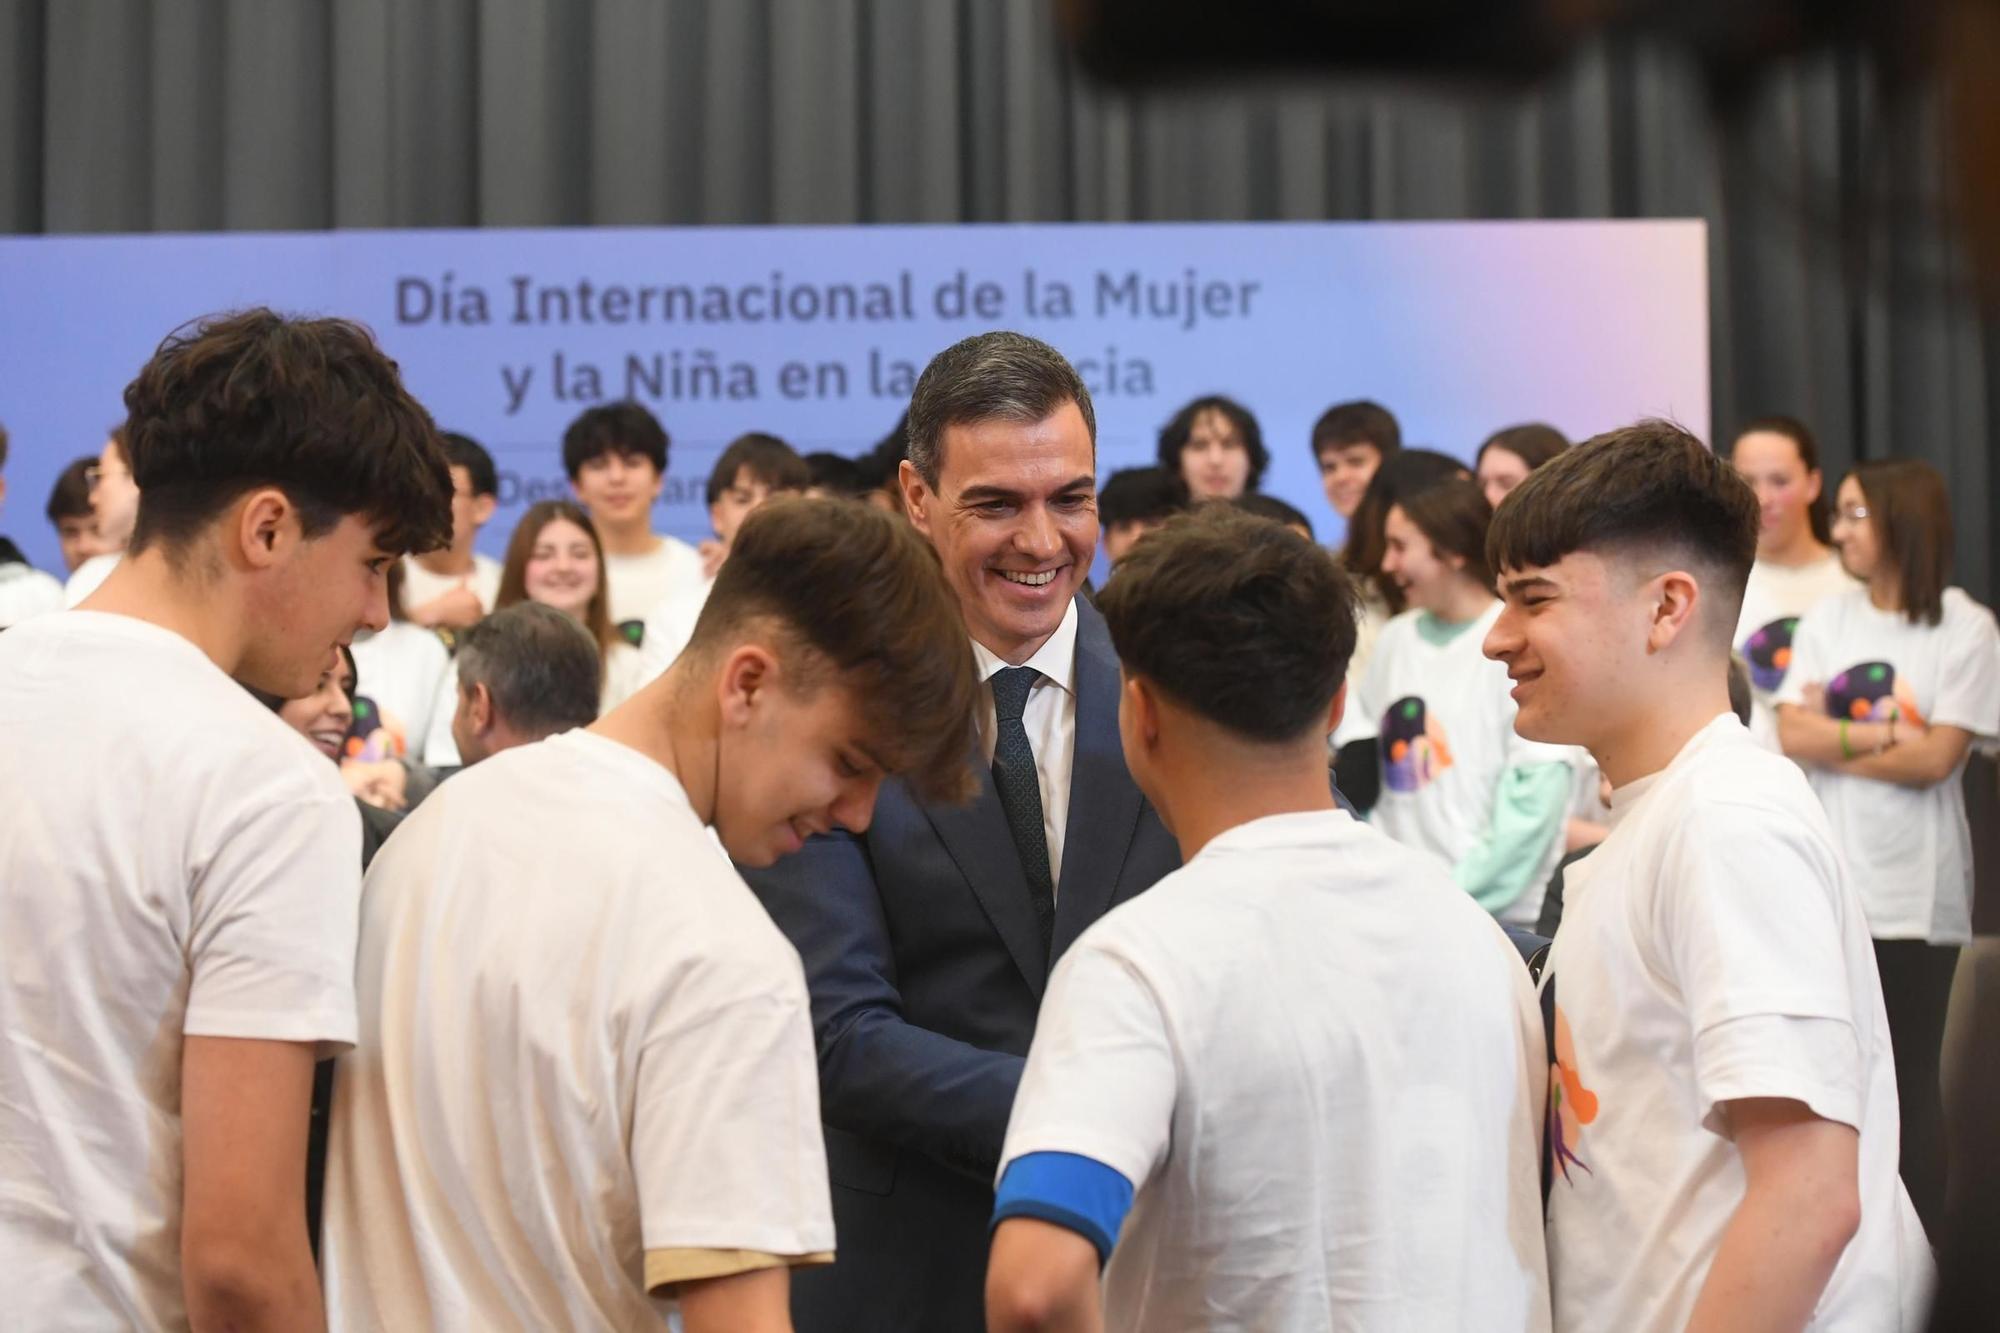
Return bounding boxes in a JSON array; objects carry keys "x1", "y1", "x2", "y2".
[{"x1": 971, "y1": 598, "x2": 1079, "y2": 894}]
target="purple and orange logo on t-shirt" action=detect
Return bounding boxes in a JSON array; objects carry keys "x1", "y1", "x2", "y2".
[
  {"x1": 1380, "y1": 696, "x2": 1454, "y2": 794},
  {"x1": 1549, "y1": 1004, "x2": 1598, "y2": 1186},
  {"x1": 1825, "y1": 661, "x2": 1925, "y2": 728}
]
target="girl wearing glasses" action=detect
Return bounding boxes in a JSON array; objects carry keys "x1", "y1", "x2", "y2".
[{"x1": 1775, "y1": 458, "x2": 2000, "y2": 1235}]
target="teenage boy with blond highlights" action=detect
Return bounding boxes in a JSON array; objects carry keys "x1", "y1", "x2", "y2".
[
  {"x1": 323, "y1": 498, "x2": 980, "y2": 1333},
  {"x1": 1483, "y1": 421, "x2": 1931, "y2": 1332}
]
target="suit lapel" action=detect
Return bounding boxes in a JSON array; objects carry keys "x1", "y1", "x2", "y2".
[
  {"x1": 1051, "y1": 601, "x2": 1143, "y2": 960},
  {"x1": 921, "y1": 745, "x2": 1051, "y2": 994}
]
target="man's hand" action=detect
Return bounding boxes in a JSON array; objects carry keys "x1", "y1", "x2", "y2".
[
  {"x1": 409, "y1": 583, "x2": 485, "y2": 629},
  {"x1": 698, "y1": 538, "x2": 728, "y2": 580},
  {"x1": 342, "y1": 759, "x2": 408, "y2": 811}
]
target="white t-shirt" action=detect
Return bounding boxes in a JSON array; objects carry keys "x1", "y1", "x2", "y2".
[
  {"x1": 1734, "y1": 553, "x2": 1857, "y2": 749},
  {"x1": 1543, "y1": 714, "x2": 1931, "y2": 1333},
  {"x1": 347, "y1": 620, "x2": 452, "y2": 760},
  {"x1": 637, "y1": 574, "x2": 716, "y2": 677},
  {"x1": 0, "y1": 555, "x2": 63, "y2": 627},
  {"x1": 1000, "y1": 808, "x2": 1551, "y2": 1333},
  {"x1": 399, "y1": 551, "x2": 502, "y2": 618},
  {"x1": 0, "y1": 612, "x2": 361, "y2": 1332},
  {"x1": 322, "y1": 729, "x2": 834, "y2": 1330},
  {"x1": 1342, "y1": 602, "x2": 1573, "y2": 923},
  {"x1": 1345, "y1": 581, "x2": 1392, "y2": 688},
  {"x1": 421, "y1": 636, "x2": 649, "y2": 766},
  {"x1": 1774, "y1": 586, "x2": 2000, "y2": 942},
  {"x1": 605, "y1": 536, "x2": 705, "y2": 630},
  {"x1": 63, "y1": 549, "x2": 120, "y2": 606}
]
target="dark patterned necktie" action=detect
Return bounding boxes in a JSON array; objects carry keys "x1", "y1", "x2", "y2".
[{"x1": 990, "y1": 666, "x2": 1054, "y2": 958}]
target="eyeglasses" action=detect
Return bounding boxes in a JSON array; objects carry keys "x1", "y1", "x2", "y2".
[{"x1": 1834, "y1": 505, "x2": 1871, "y2": 523}]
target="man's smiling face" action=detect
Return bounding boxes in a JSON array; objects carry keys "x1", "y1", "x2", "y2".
[{"x1": 902, "y1": 402, "x2": 1098, "y2": 665}]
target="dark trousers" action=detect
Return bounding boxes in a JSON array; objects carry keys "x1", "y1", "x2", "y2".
[{"x1": 1873, "y1": 938, "x2": 1959, "y2": 1236}]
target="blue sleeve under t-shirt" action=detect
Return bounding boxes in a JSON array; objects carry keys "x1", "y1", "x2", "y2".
[{"x1": 990, "y1": 1151, "x2": 1135, "y2": 1265}]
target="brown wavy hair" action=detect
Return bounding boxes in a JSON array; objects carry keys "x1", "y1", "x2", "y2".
[
  {"x1": 120, "y1": 308, "x2": 452, "y2": 558},
  {"x1": 688, "y1": 496, "x2": 979, "y2": 804}
]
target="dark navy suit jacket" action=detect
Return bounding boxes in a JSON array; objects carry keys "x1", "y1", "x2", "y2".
[{"x1": 740, "y1": 598, "x2": 1181, "y2": 1332}]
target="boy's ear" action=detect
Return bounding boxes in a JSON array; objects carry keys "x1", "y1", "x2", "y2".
[
  {"x1": 1325, "y1": 680, "x2": 1348, "y2": 737},
  {"x1": 1646, "y1": 569, "x2": 1703, "y2": 653}
]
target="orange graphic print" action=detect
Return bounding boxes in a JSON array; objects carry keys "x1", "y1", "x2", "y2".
[{"x1": 1549, "y1": 1003, "x2": 1598, "y2": 1185}]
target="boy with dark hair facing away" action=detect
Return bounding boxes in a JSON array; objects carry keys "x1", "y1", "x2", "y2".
[
  {"x1": 1483, "y1": 420, "x2": 1929, "y2": 1332},
  {"x1": 562, "y1": 400, "x2": 705, "y2": 633},
  {"x1": 987, "y1": 507, "x2": 1550, "y2": 1333},
  {"x1": 323, "y1": 497, "x2": 981, "y2": 1332},
  {"x1": 402, "y1": 430, "x2": 504, "y2": 627},
  {"x1": 0, "y1": 308, "x2": 454, "y2": 1332}
]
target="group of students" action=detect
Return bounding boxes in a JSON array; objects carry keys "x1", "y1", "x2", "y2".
[{"x1": 0, "y1": 307, "x2": 1981, "y2": 1333}]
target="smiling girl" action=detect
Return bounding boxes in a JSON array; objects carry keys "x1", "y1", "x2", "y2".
[{"x1": 1340, "y1": 477, "x2": 1572, "y2": 925}]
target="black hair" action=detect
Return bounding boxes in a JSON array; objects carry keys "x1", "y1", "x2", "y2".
[
  {"x1": 1155, "y1": 395, "x2": 1269, "y2": 492},
  {"x1": 1099, "y1": 506, "x2": 1358, "y2": 743},
  {"x1": 560, "y1": 401, "x2": 669, "y2": 480},
  {"x1": 441, "y1": 431, "x2": 499, "y2": 498},
  {"x1": 1098, "y1": 466, "x2": 1190, "y2": 528}
]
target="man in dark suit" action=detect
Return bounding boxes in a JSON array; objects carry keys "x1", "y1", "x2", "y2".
[{"x1": 740, "y1": 332, "x2": 1182, "y2": 1331}]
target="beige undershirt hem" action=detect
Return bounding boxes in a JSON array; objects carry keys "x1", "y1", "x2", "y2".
[{"x1": 645, "y1": 1247, "x2": 835, "y2": 1294}]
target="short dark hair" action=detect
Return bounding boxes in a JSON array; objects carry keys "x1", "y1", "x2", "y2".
[
  {"x1": 1231, "y1": 491, "x2": 1315, "y2": 540},
  {"x1": 906, "y1": 332, "x2": 1095, "y2": 490},
  {"x1": 561, "y1": 402, "x2": 669, "y2": 480},
  {"x1": 456, "y1": 602, "x2": 603, "y2": 739},
  {"x1": 1100, "y1": 506, "x2": 1358, "y2": 744},
  {"x1": 706, "y1": 432, "x2": 811, "y2": 507},
  {"x1": 1156, "y1": 395, "x2": 1269, "y2": 491},
  {"x1": 45, "y1": 456, "x2": 95, "y2": 523},
  {"x1": 1732, "y1": 414, "x2": 1831, "y2": 546},
  {"x1": 1397, "y1": 478, "x2": 1493, "y2": 590},
  {"x1": 1098, "y1": 466, "x2": 1190, "y2": 528},
  {"x1": 688, "y1": 496, "x2": 980, "y2": 804},
  {"x1": 854, "y1": 412, "x2": 911, "y2": 491},
  {"x1": 1849, "y1": 459, "x2": 1953, "y2": 626},
  {"x1": 119, "y1": 308, "x2": 453, "y2": 559},
  {"x1": 1477, "y1": 423, "x2": 1569, "y2": 474},
  {"x1": 442, "y1": 431, "x2": 498, "y2": 498},
  {"x1": 1343, "y1": 448, "x2": 1472, "y2": 613},
  {"x1": 0, "y1": 420, "x2": 8, "y2": 471},
  {"x1": 1488, "y1": 419, "x2": 1759, "y2": 634},
  {"x1": 804, "y1": 451, "x2": 869, "y2": 498},
  {"x1": 1311, "y1": 400, "x2": 1402, "y2": 459}
]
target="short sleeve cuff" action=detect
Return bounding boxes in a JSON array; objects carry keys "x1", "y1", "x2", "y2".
[
  {"x1": 1693, "y1": 1013, "x2": 1863, "y2": 1136},
  {"x1": 991, "y1": 1151, "x2": 1135, "y2": 1266},
  {"x1": 183, "y1": 1004, "x2": 357, "y2": 1060},
  {"x1": 643, "y1": 1247, "x2": 832, "y2": 1294}
]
